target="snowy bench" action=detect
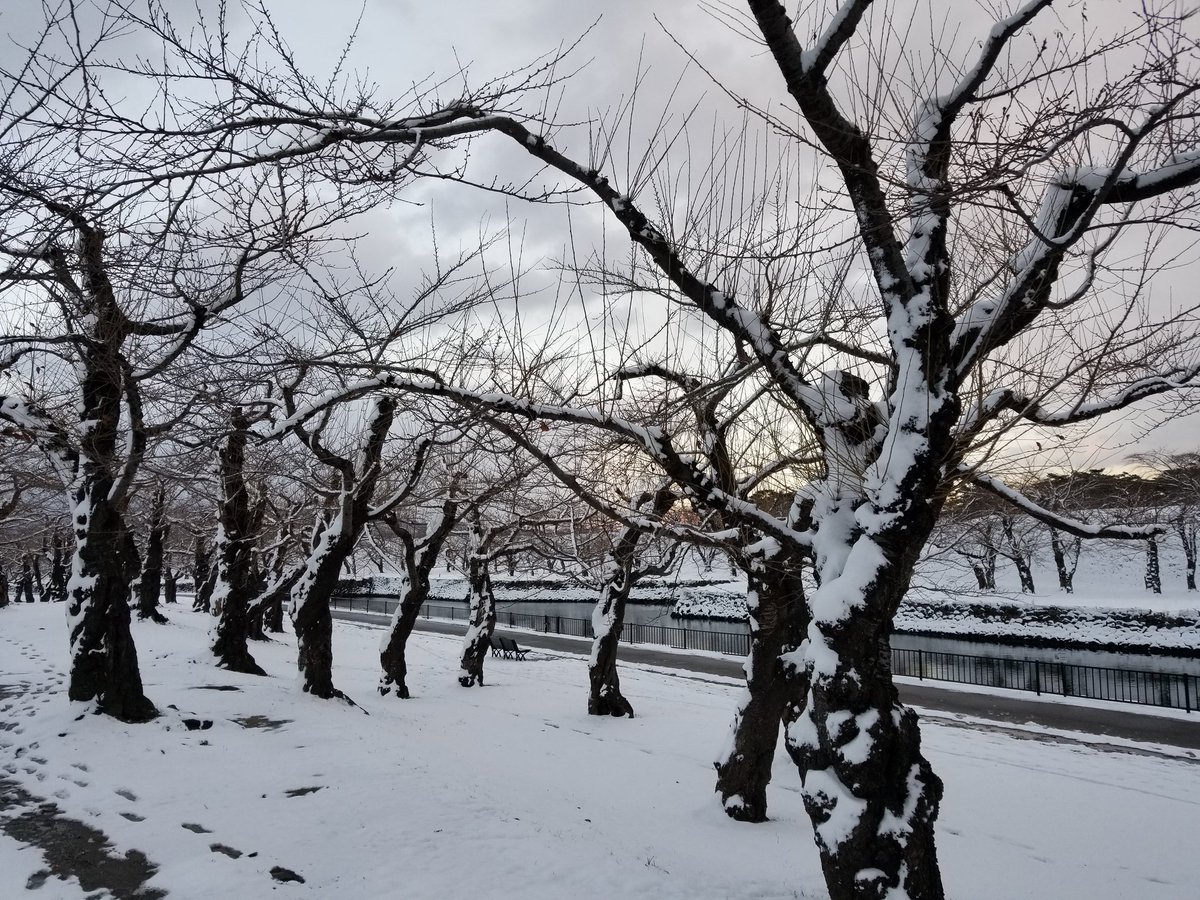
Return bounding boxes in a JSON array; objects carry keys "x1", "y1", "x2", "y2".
[{"x1": 490, "y1": 636, "x2": 530, "y2": 661}]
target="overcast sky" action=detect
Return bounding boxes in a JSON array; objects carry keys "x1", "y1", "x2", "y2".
[{"x1": 3, "y1": 0, "x2": 1198, "y2": 470}]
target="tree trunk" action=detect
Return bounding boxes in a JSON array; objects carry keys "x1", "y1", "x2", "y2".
[
  {"x1": 1176, "y1": 524, "x2": 1196, "y2": 591},
  {"x1": 1049, "y1": 528, "x2": 1079, "y2": 594},
  {"x1": 1001, "y1": 517, "x2": 1035, "y2": 593},
  {"x1": 0, "y1": 562, "x2": 9, "y2": 608},
  {"x1": 379, "y1": 571, "x2": 428, "y2": 698},
  {"x1": 787, "y1": 569, "x2": 943, "y2": 900},
  {"x1": 1145, "y1": 536, "x2": 1162, "y2": 594},
  {"x1": 379, "y1": 499, "x2": 458, "y2": 698},
  {"x1": 586, "y1": 487, "x2": 674, "y2": 716},
  {"x1": 715, "y1": 546, "x2": 808, "y2": 822},
  {"x1": 32, "y1": 553, "x2": 46, "y2": 601},
  {"x1": 192, "y1": 535, "x2": 213, "y2": 612},
  {"x1": 65, "y1": 484, "x2": 157, "y2": 722},
  {"x1": 163, "y1": 567, "x2": 178, "y2": 605},
  {"x1": 458, "y1": 547, "x2": 496, "y2": 688},
  {"x1": 291, "y1": 541, "x2": 344, "y2": 697},
  {"x1": 20, "y1": 555, "x2": 35, "y2": 602},
  {"x1": 49, "y1": 531, "x2": 68, "y2": 602},
  {"x1": 588, "y1": 573, "x2": 636, "y2": 716},
  {"x1": 210, "y1": 413, "x2": 265, "y2": 676},
  {"x1": 137, "y1": 486, "x2": 169, "y2": 622}
]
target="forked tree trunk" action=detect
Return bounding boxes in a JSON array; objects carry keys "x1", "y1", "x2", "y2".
[
  {"x1": 379, "y1": 500, "x2": 459, "y2": 698},
  {"x1": 1001, "y1": 517, "x2": 1035, "y2": 593},
  {"x1": 1145, "y1": 536, "x2": 1162, "y2": 594},
  {"x1": 587, "y1": 486, "x2": 674, "y2": 716},
  {"x1": 291, "y1": 397, "x2": 396, "y2": 699},
  {"x1": 1049, "y1": 528, "x2": 1080, "y2": 594},
  {"x1": 210, "y1": 413, "x2": 266, "y2": 675},
  {"x1": 458, "y1": 538, "x2": 496, "y2": 688},
  {"x1": 137, "y1": 486, "x2": 169, "y2": 623},
  {"x1": 715, "y1": 545, "x2": 808, "y2": 822}
]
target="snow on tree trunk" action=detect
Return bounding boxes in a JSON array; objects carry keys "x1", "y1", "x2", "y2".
[
  {"x1": 379, "y1": 498, "x2": 458, "y2": 698},
  {"x1": 210, "y1": 414, "x2": 265, "y2": 675},
  {"x1": 458, "y1": 520, "x2": 496, "y2": 688},
  {"x1": 193, "y1": 535, "x2": 214, "y2": 612},
  {"x1": 0, "y1": 562, "x2": 9, "y2": 608},
  {"x1": 290, "y1": 524, "x2": 346, "y2": 697},
  {"x1": 65, "y1": 482, "x2": 157, "y2": 722},
  {"x1": 137, "y1": 486, "x2": 169, "y2": 623},
  {"x1": 1145, "y1": 536, "x2": 1162, "y2": 594},
  {"x1": 715, "y1": 542, "x2": 808, "y2": 822},
  {"x1": 1049, "y1": 528, "x2": 1080, "y2": 594},
  {"x1": 1180, "y1": 524, "x2": 1197, "y2": 591},
  {"x1": 588, "y1": 569, "x2": 635, "y2": 717},
  {"x1": 290, "y1": 397, "x2": 396, "y2": 700},
  {"x1": 1001, "y1": 517, "x2": 1035, "y2": 593},
  {"x1": 379, "y1": 571, "x2": 422, "y2": 697},
  {"x1": 164, "y1": 567, "x2": 178, "y2": 605},
  {"x1": 786, "y1": 545, "x2": 944, "y2": 900}
]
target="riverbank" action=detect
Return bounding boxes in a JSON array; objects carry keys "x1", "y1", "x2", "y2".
[{"x1": 339, "y1": 573, "x2": 1200, "y2": 657}]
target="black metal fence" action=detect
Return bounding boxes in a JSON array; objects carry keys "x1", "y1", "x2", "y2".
[{"x1": 330, "y1": 595, "x2": 1198, "y2": 713}]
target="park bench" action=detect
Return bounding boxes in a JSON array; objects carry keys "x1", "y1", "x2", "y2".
[{"x1": 489, "y1": 636, "x2": 530, "y2": 660}]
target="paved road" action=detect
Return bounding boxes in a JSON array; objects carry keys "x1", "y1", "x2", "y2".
[{"x1": 335, "y1": 610, "x2": 1200, "y2": 753}]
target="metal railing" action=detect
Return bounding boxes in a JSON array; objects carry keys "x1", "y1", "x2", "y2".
[{"x1": 330, "y1": 595, "x2": 1198, "y2": 713}]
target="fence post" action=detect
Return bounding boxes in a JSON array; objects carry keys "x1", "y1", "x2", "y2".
[
  {"x1": 1034, "y1": 661, "x2": 1041, "y2": 696},
  {"x1": 1059, "y1": 663, "x2": 1069, "y2": 697},
  {"x1": 917, "y1": 649, "x2": 924, "y2": 681},
  {"x1": 556, "y1": 615, "x2": 562, "y2": 635},
  {"x1": 1185, "y1": 676, "x2": 1192, "y2": 714}
]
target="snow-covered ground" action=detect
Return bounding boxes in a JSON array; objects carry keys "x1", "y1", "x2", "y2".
[{"x1": 2, "y1": 603, "x2": 1199, "y2": 899}]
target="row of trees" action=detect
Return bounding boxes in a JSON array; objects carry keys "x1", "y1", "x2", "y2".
[
  {"x1": 3, "y1": 2, "x2": 1199, "y2": 899},
  {"x1": 935, "y1": 462, "x2": 1200, "y2": 594}
]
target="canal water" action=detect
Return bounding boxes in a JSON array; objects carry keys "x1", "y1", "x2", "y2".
[{"x1": 351, "y1": 594, "x2": 1200, "y2": 678}]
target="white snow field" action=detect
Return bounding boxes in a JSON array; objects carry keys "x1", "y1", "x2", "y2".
[{"x1": 2, "y1": 603, "x2": 1198, "y2": 899}]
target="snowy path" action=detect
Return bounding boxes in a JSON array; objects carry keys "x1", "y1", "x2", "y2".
[
  {"x1": 2, "y1": 603, "x2": 1199, "y2": 899},
  {"x1": 337, "y1": 609, "x2": 1200, "y2": 751}
]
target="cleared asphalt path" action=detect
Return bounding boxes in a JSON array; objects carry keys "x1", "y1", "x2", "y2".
[{"x1": 335, "y1": 610, "x2": 1200, "y2": 753}]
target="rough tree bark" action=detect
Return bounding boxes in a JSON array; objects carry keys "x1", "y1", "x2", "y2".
[
  {"x1": 379, "y1": 495, "x2": 460, "y2": 698},
  {"x1": 137, "y1": 485, "x2": 169, "y2": 622},
  {"x1": 49, "y1": 531, "x2": 68, "y2": 602},
  {"x1": 210, "y1": 411, "x2": 267, "y2": 675},
  {"x1": 587, "y1": 485, "x2": 675, "y2": 717},
  {"x1": 1145, "y1": 536, "x2": 1162, "y2": 594},
  {"x1": 1179, "y1": 523, "x2": 1197, "y2": 591},
  {"x1": 193, "y1": 535, "x2": 214, "y2": 612},
  {"x1": 290, "y1": 397, "x2": 396, "y2": 699},
  {"x1": 1049, "y1": 528, "x2": 1080, "y2": 594},
  {"x1": 1001, "y1": 517, "x2": 1036, "y2": 593},
  {"x1": 715, "y1": 542, "x2": 809, "y2": 822},
  {"x1": 457, "y1": 520, "x2": 497, "y2": 688},
  {"x1": 20, "y1": 555, "x2": 35, "y2": 603}
]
